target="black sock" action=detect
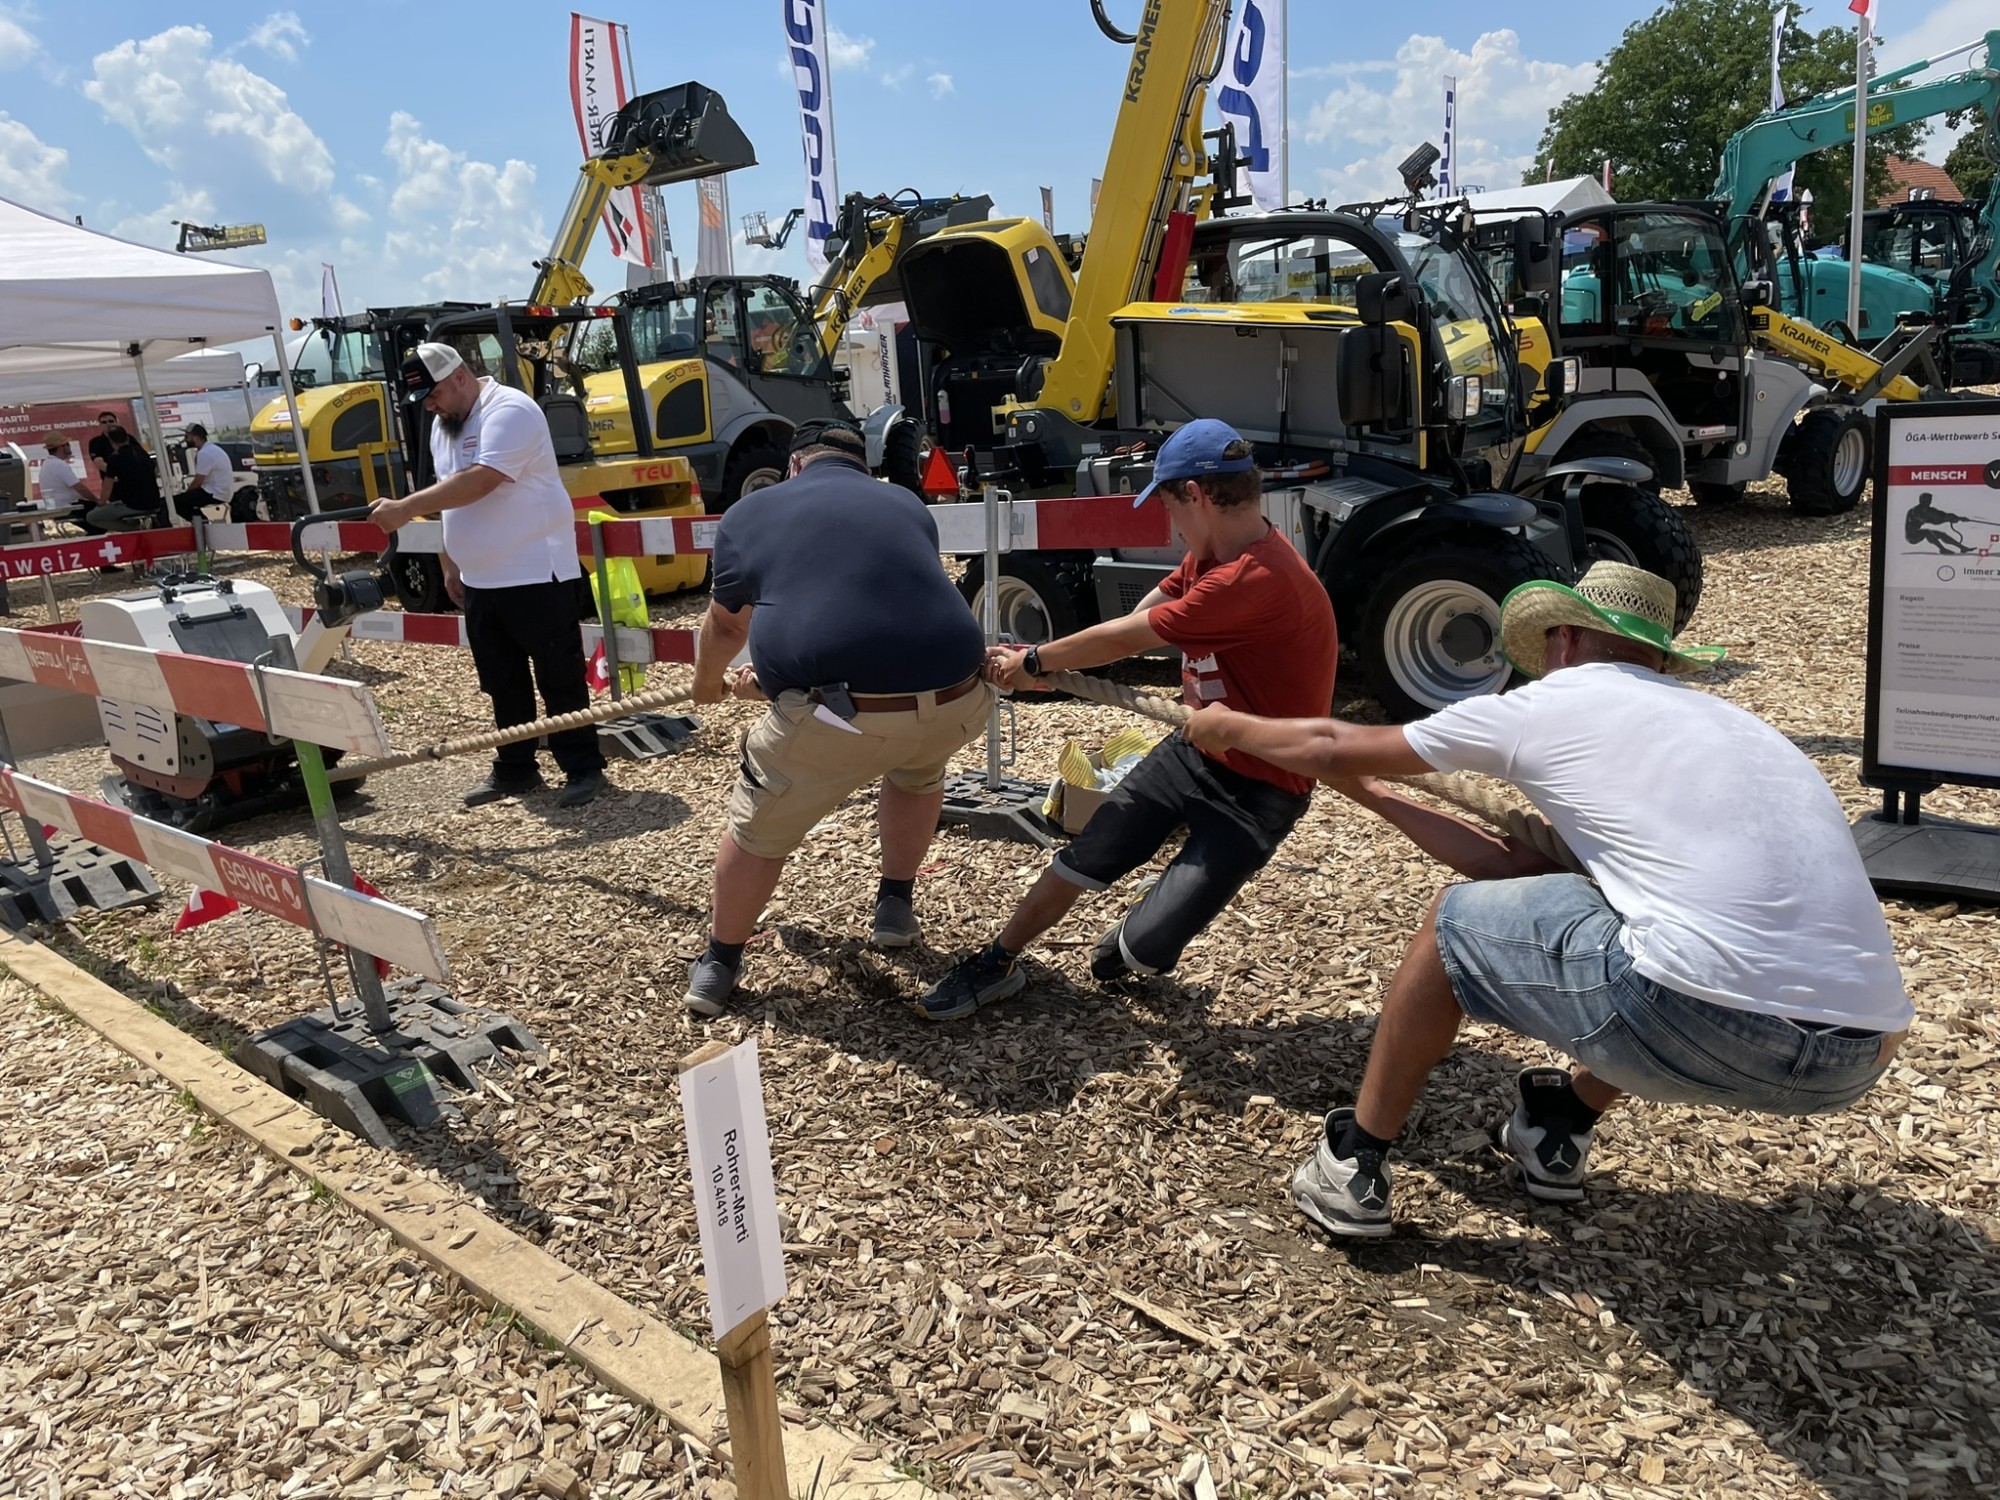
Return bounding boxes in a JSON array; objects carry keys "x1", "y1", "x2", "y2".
[
  {"x1": 878, "y1": 877, "x2": 914, "y2": 905},
  {"x1": 987, "y1": 937, "x2": 1018, "y2": 964},
  {"x1": 704, "y1": 936, "x2": 745, "y2": 969},
  {"x1": 1526, "y1": 1073, "x2": 1603, "y2": 1133},
  {"x1": 1333, "y1": 1115, "x2": 1395, "y2": 1161}
]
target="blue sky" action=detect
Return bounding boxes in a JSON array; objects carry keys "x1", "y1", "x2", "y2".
[{"x1": 0, "y1": 0, "x2": 1986, "y2": 325}]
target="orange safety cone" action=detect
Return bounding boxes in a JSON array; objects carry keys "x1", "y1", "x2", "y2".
[{"x1": 919, "y1": 444, "x2": 961, "y2": 500}]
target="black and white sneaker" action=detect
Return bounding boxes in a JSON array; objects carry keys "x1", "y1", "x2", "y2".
[
  {"x1": 1291, "y1": 1108, "x2": 1393, "y2": 1238},
  {"x1": 1501, "y1": 1068, "x2": 1595, "y2": 1202},
  {"x1": 870, "y1": 893, "x2": 922, "y2": 949},
  {"x1": 915, "y1": 945, "x2": 1025, "y2": 1021}
]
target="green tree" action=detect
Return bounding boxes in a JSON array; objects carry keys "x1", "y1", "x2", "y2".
[
  {"x1": 1530, "y1": 0, "x2": 1927, "y2": 206},
  {"x1": 1943, "y1": 112, "x2": 1995, "y2": 201}
]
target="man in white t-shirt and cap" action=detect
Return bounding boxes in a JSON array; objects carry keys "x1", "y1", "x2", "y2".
[
  {"x1": 36, "y1": 434, "x2": 89, "y2": 511},
  {"x1": 1186, "y1": 561, "x2": 1912, "y2": 1239},
  {"x1": 175, "y1": 424, "x2": 235, "y2": 521},
  {"x1": 368, "y1": 342, "x2": 608, "y2": 809}
]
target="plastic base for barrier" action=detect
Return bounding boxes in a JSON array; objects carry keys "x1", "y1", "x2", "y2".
[
  {"x1": 0, "y1": 837, "x2": 162, "y2": 930},
  {"x1": 596, "y1": 712, "x2": 701, "y2": 762},
  {"x1": 939, "y1": 772, "x2": 1061, "y2": 850},
  {"x1": 238, "y1": 978, "x2": 547, "y2": 1150},
  {"x1": 1853, "y1": 811, "x2": 2000, "y2": 903}
]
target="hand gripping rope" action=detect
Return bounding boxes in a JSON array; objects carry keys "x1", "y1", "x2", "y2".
[{"x1": 1037, "y1": 669, "x2": 1584, "y2": 876}]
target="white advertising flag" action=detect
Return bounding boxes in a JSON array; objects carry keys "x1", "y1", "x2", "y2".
[
  {"x1": 1768, "y1": 5, "x2": 1796, "y2": 203},
  {"x1": 1216, "y1": 0, "x2": 1286, "y2": 212},
  {"x1": 1439, "y1": 75, "x2": 1458, "y2": 198},
  {"x1": 697, "y1": 176, "x2": 735, "y2": 276},
  {"x1": 320, "y1": 263, "x2": 342, "y2": 320},
  {"x1": 569, "y1": 13, "x2": 653, "y2": 267},
  {"x1": 785, "y1": 0, "x2": 841, "y2": 274}
]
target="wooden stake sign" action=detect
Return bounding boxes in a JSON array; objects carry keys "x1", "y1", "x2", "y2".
[{"x1": 679, "y1": 1038, "x2": 789, "y2": 1500}]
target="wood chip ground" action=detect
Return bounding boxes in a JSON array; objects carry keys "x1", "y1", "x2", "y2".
[{"x1": 5, "y1": 478, "x2": 1999, "y2": 1498}]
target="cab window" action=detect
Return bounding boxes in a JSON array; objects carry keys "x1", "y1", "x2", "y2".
[
  {"x1": 1181, "y1": 233, "x2": 1379, "y2": 306},
  {"x1": 742, "y1": 282, "x2": 828, "y2": 379},
  {"x1": 1560, "y1": 213, "x2": 1742, "y2": 347}
]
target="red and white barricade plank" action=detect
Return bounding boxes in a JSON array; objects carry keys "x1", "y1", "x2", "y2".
[
  {"x1": 218, "y1": 514, "x2": 718, "y2": 561},
  {"x1": 0, "y1": 526, "x2": 200, "y2": 580},
  {"x1": 0, "y1": 627, "x2": 391, "y2": 755},
  {"x1": 928, "y1": 493, "x2": 1175, "y2": 555},
  {"x1": 287, "y1": 608, "x2": 697, "y2": 666},
  {"x1": 0, "y1": 768, "x2": 449, "y2": 980}
]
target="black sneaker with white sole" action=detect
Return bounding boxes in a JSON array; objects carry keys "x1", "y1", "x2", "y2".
[
  {"x1": 1291, "y1": 1107, "x2": 1393, "y2": 1238},
  {"x1": 684, "y1": 952, "x2": 741, "y2": 1018},
  {"x1": 915, "y1": 945, "x2": 1025, "y2": 1021},
  {"x1": 1501, "y1": 1067, "x2": 1596, "y2": 1202},
  {"x1": 870, "y1": 893, "x2": 922, "y2": 949}
]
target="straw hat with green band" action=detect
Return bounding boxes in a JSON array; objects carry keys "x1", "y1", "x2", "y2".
[{"x1": 1499, "y1": 561, "x2": 1727, "y2": 680}]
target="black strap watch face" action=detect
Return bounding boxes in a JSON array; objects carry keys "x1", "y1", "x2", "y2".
[{"x1": 1024, "y1": 646, "x2": 1042, "y2": 677}]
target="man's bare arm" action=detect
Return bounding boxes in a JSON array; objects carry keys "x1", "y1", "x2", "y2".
[
  {"x1": 1336, "y1": 777, "x2": 1563, "y2": 880},
  {"x1": 1184, "y1": 704, "x2": 1429, "y2": 779},
  {"x1": 694, "y1": 599, "x2": 752, "y2": 705}
]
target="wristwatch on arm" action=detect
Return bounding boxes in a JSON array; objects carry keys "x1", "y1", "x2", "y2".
[{"x1": 1023, "y1": 645, "x2": 1044, "y2": 678}]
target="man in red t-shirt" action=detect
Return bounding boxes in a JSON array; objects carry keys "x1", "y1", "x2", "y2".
[{"x1": 918, "y1": 419, "x2": 1338, "y2": 1021}]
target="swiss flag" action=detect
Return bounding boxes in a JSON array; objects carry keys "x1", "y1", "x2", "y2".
[
  {"x1": 350, "y1": 875, "x2": 393, "y2": 979},
  {"x1": 173, "y1": 888, "x2": 240, "y2": 932},
  {"x1": 1848, "y1": 0, "x2": 1876, "y2": 21},
  {"x1": 585, "y1": 641, "x2": 611, "y2": 695}
]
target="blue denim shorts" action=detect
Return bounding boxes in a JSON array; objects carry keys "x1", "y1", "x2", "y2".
[{"x1": 1434, "y1": 874, "x2": 1893, "y2": 1115}]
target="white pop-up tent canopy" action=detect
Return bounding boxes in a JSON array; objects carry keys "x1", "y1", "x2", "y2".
[
  {"x1": 0, "y1": 196, "x2": 317, "y2": 510},
  {"x1": 1458, "y1": 177, "x2": 1616, "y2": 218},
  {"x1": 0, "y1": 347, "x2": 247, "y2": 407}
]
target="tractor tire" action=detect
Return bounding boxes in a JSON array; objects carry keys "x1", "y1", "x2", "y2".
[
  {"x1": 1688, "y1": 480, "x2": 1745, "y2": 508},
  {"x1": 1576, "y1": 485, "x2": 1705, "y2": 631},
  {"x1": 1358, "y1": 535, "x2": 1553, "y2": 723},
  {"x1": 1784, "y1": 408, "x2": 1870, "y2": 517},
  {"x1": 721, "y1": 442, "x2": 786, "y2": 509},
  {"x1": 881, "y1": 420, "x2": 925, "y2": 499},
  {"x1": 388, "y1": 553, "x2": 454, "y2": 614},
  {"x1": 957, "y1": 555, "x2": 1100, "y2": 647}
]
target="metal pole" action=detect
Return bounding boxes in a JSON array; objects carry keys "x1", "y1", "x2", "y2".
[
  {"x1": 590, "y1": 520, "x2": 624, "y2": 704},
  {"x1": 1846, "y1": 13, "x2": 1872, "y2": 337},
  {"x1": 982, "y1": 482, "x2": 1002, "y2": 789},
  {"x1": 0, "y1": 713, "x2": 56, "y2": 870},
  {"x1": 264, "y1": 634, "x2": 391, "y2": 1031},
  {"x1": 130, "y1": 350, "x2": 182, "y2": 522},
  {"x1": 271, "y1": 330, "x2": 324, "y2": 515}
]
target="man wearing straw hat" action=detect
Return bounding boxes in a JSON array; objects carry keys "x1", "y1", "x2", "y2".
[{"x1": 1186, "y1": 561, "x2": 1912, "y2": 1239}]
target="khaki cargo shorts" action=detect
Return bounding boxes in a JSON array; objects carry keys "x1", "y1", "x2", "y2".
[{"x1": 726, "y1": 680, "x2": 994, "y2": 859}]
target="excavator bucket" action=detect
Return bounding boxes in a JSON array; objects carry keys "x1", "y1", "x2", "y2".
[{"x1": 597, "y1": 81, "x2": 757, "y2": 186}]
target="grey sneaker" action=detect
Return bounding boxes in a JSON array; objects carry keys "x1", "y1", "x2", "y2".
[
  {"x1": 1291, "y1": 1108, "x2": 1393, "y2": 1238},
  {"x1": 684, "y1": 952, "x2": 740, "y2": 1018},
  {"x1": 1501, "y1": 1068, "x2": 1594, "y2": 1202},
  {"x1": 870, "y1": 892, "x2": 922, "y2": 949}
]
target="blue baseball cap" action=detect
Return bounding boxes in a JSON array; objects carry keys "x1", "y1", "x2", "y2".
[{"x1": 1133, "y1": 418, "x2": 1257, "y2": 507}]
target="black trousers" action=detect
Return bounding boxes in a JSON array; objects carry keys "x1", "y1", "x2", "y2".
[
  {"x1": 462, "y1": 577, "x2": 605, "y2": 778},
  {"x1": 1052, "y1": 735, "x2": 1310, "y2": 974}
]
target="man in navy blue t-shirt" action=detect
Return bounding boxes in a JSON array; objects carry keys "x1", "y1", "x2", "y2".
[{"x1": 684, "y1": 420, "x2": 991, "y2": 1016}]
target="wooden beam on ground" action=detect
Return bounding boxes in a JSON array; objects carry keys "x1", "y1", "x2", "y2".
[{"x1": 0, "y1": 933, "x2": 927, "y2": 1500}]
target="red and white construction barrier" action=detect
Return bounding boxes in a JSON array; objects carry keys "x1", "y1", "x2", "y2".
[
  {"x1": 286, "y1": 608, "x2": 698, "y2": 666},
  {"x1": 0, "y1": 526, "x2": 199, "y2": 581},
  {"x1": 0, "y1": 626, "x2": 391, "y2": 754},
  {"x1": 927, "y1": 493, "x2": 1175, "y2": 554},
  {"x1": 0, "y1": 767, "x2": 448, "y2": 979}
]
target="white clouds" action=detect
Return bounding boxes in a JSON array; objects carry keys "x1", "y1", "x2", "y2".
[
  {"x1": 880, "y1": 62, "x2": 916, "y2": 89},
  {"x1": 244, "y1": 12, "x2": 309, "y2": 64},
  {"x1": 1298, "y1": 30, "x2": 1597, "y2": 205},
  {"x1": 381, "y1": 111, "x2": 548, "y2": 302},
  {"x1": 0, "y1": 110, "x2": 68, "y2": 205},
  {"x1": 85, "y1": 26, "x2": 342, "y2": 198},
  {"x1": 0, "y1": 10, "x2": 38, "y2": 68},
  {"x1": 826, "y1": 27, "x2": 874, "y2": 70},
  {"x1": 928, "y1": 72, "x2": 955, "y2": 99}
]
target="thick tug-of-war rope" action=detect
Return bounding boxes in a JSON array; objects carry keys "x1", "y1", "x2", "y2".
[
  {"x1": 1039, "y1": 669, "x2": 1584, "y2": 875},
  {"x1": 328, "y1": 681, "x2": 698, "y2": 783}
]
